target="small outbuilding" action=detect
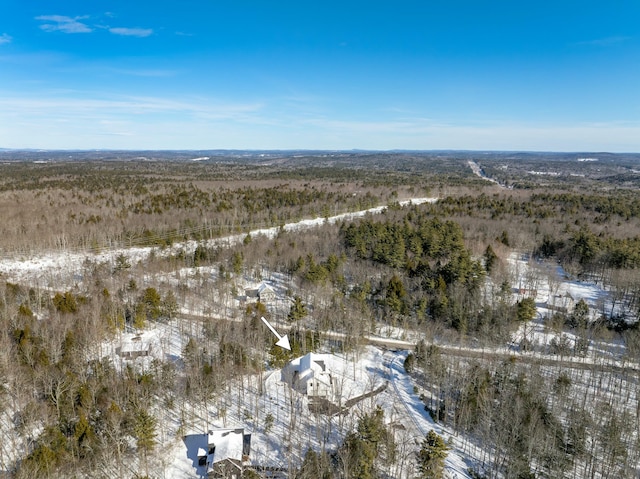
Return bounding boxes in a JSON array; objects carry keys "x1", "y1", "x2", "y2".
[{"x1": 547, "y1": 292, "x2": 576, "y2": 313}]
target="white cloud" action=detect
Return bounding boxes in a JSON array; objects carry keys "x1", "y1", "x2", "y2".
[
  {"x1": 36, "y1": 15, "x2": 92, "y2": 34},
  {"x1": 34, "y1": 16, "x2": 153, "y2": 38},
  {"x1": 574, "y1": 36, "x2": 632, "y2": 47},
  {"x1": 0, "y1": 33, "x2": 12, "y2": 45},
  {"x1": 109, "y1": 27, "x2": 153, "y2": 37},
  {"x1": 0, "y1": 94, "x2": 263, "y2": 122},
  {"x1": 1, "y1": 92, "x2": 639, "y2": 151}
]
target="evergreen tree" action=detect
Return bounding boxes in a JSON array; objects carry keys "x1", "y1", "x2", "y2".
[
  {"x1": 416, "y1": 430, "x2": 449, "y2": 479},
  {"x1": 404, "y1": 352, "x2": 416, "y2": 373},
  {"x1": 193, "y1": 243, "x2": 210, "y2": 266},
  {"x1": 339, "y1": 406, "x2": 395, "y2": 479},
  {"x1": 140, "y1": 287, "x2": 162, "y2": 320},
  {"x1": 161, "y1": 290, "x2": 179, "y2": 320},
  {"x1": 232, "y1": 251, "x2": 244, "y2": 275},
  {"x1": 288, "y1": 295, "x2": 308, "y2": 322},
  {"x1": 483, "y1": 244, "x2": 498, "y2": 274},
  {"x1": 516, "y1": 297, "x2": 537, "y2": 323},
  {"x1": 498, "y1": 230, "x2": 510, "y2": 247},
  {"x1": 133, "y1": 409, "x2": 157, "y2": 477},
  {"x1": 567, "y1": 298, "x2": 589, "y2": 329},
  {"x1": 386, "y1": 274, "x2": 407, "y2": 314},
  {"x1": 53, "y1": 291, "x2": 78, "y2": 314},
  {"x1": 73, "y1": 413, "x2": 95, "y2": 458}
]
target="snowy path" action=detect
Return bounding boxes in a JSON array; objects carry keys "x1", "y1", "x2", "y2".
[{"x1": 385, "y1": 351, "x2": 472, "y2": 479}]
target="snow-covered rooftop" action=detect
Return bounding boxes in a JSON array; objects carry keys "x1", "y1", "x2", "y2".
[{"x1": 207, "y1": 428, "x2": 245, "y2": 464}]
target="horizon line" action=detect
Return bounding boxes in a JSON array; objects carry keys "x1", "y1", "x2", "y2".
[{"x1": 0, "y1": 148, "x2": 635, "y2": 155}]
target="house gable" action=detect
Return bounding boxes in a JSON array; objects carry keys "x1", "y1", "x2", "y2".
[
  {"x1": 188, "y1": 428, "x2": 251, "y2": 478},
  {"x1": 283, "y1": 353, "x2": 338, "y2": 399},
  {"x1": 243, "y1": 283, "x2": 276, "y2": 304}
]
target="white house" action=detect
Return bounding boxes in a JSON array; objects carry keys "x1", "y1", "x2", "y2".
[
  {"x1": 243, "y1": 282, "x2": 277, "y2": 304},
  {"x1": 282, "y1": 353, "x2": 340, "y2": 400},
  {"x1": 547, "y1": 292, "x2": 576, "y2": 313},
  {"x1": 191, "y1": 428, "x2": 251, "y2": 479},
  {"x1": 116, "y1": 333, "x2": 154, "y2": 360},
  {"x1": 256, "y1": 283, "x2": 276, "y2": 303}
]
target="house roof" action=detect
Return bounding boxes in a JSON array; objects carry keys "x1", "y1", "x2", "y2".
[
  {"x1": 118, "y1": 333, "x2": 153, "y2": 354},
  {"x1": 299, "y1": 352, "x2": 327, "y2": 373},
  {"x1": 292, "y1": 353, "x2": 333, "y2": 387},
  {"x1": 207, "y1": 428, "x2": 245, "y2": 464},
  {"x1": 257, "y1": 283, "x2": 275, "y2": 294},
  {"x1": 245, "y1": 283, "x2": 275, "y2": 298}
]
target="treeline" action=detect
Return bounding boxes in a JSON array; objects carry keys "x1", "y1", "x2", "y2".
[
  {"x1": 0, "y1": 155, "x2": 502, "y2": 254},
  {"x1": 537, "y1": 228, "x2": 640, "y2": 270},
  {"x1": 424, "y1": 192, "x2": 640, "y2": 320},
  {"x1": 0, "y1": 171, "x2": 382, "y2": 252},
  {"x1": 254, "y1": 205, "x2": 524, "y2": 341},
  {"x1": 342, "y1": 212, "x2": 483, "y2": 284},
  {"x1": 272, "y1": 198, "x2": 638, "y2": 340},
  {"x1": 434, "y1": 192, "x2": 640, "y2": 223}
]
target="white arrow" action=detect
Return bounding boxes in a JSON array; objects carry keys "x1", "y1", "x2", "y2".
[{"x1": 260, "y1": 316, "x2": 291, "y2": 351}]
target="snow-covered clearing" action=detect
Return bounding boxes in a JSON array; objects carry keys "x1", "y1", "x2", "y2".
[
  {"x1": 87, "y1": 316, "x2": 473, "y2": 478},
  {"x1": 156, "y1": 344, "x2": 472, "y2": 479},
  {"x1": 507, "y1": 252, "x2": 632, "y2": 359}
]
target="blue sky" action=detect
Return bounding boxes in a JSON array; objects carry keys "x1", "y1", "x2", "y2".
[{"x1": 1, "y1": 1, "x2": 639, "y2": 151}]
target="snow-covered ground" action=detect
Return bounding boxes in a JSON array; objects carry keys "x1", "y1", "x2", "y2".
[
  {"x1": 83, "y1": 314, "x2": 472, "y2": 478},
  {"x1": 97, "y1": 322, "x2": 188, "y2": 372},
  {"x1": 386, "y1": 352, "x2": 472, "y2": 479},
  {"x1": 507, "y1": 252, "x2": 631, "y2": 358},
  {"x1": 156, "y1": 344, "x2": 472, "y2": 479}
]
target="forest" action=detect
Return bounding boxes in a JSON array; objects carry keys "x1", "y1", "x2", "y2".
[{"x1": 0, "y1": 150, "x2": 639, "y2": 478}]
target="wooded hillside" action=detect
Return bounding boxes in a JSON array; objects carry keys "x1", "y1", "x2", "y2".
[{"x1": 0, "y1": 151, "x2": 639, "y2": 478}]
